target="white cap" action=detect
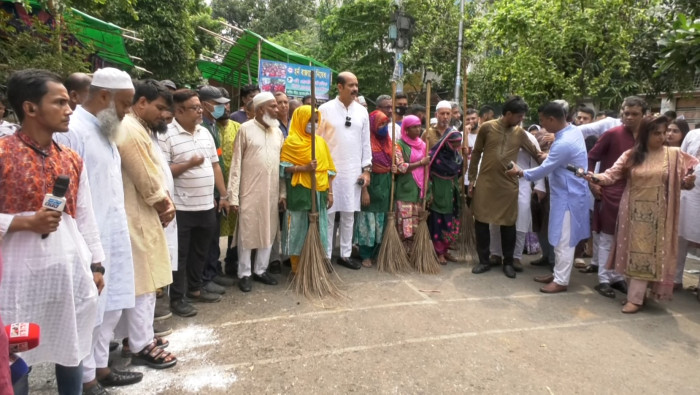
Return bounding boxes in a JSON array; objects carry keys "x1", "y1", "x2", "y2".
[
  {"x1": 430, "y1": 117, "x2": 437, "y2": 126},
  {"x1": 436, "y1": 100, "x2": 451, "y2": 110},
  {"x1": 91, "y1": 67, "x2": 134, "y2": 90},
  {"x1": 252, "y1": 91, "x2": 275, "y2": 109}
]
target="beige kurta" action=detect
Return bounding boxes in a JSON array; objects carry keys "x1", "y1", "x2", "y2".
[
  {"x1": 468, "y1": 118, "x2": 540, "y2": 226},
  {"x1": 227, "y1": 119, "x2": 285, "y2": 249},
  {"x1": 117, "y1": 114, "x2": 173, "y2": 295}
]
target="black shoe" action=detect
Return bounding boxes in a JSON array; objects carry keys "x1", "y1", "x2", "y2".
[
  {"x1": 97, "y1": 368, "x2": 143, "y2": 387},
  {"x1": 253, "y1": 272, "x2": 278, "y2": 285},
  {"x1": 203, "y1": 281, "x2": 226, "y2": 295},
  {"x1": 530, "y1": 256, "x2": 550, "y2": 266},
  {"x1": 268, "y1": 260, "x2": 282, "y2": 274},
  {"x1": 594, "y1": 283, "x2": 616, "y2": 298},
  {"x1": 282, "y1": 258, "x2": 292, "y2": 268},
  {"x1": 212, "y1": 275, "x2": 235, "y2": 287},
  {"x1": 336, "y1": 257, "x2": 361, "y2": 270},
  {"x1": 611, "y1": 280, "x2": 628, "y2": 294},
  {"x1": 472, "y1": 263, "x2": 491, "y2": 274},
  {"x1": 489, "y1": 255, "x2": 503, "y2": 266},
  {"x1": 513, "y1": 260, "x2": 524, "y2": 273},
  {"x1": 186, "y1": 289, "x2": 222, "y2": 303},
  {"x1": 579, "y1": 264, "x2": 598, "y2": 274},
  {"x1": 170, "y1": 299, "x2": 197, "y2": 317},
  {"x1": 238, "y1": 276, "x2": 252, "y2": 292},
  {"x1": 83, "y1": 382, "x2": 109, "y2": 395},
  {"x1": 503, "y1": 264, "x2": 516, "y2": 279},
  {"x1": 109, "y1": 341, "x2": 119, "y2": 352}
]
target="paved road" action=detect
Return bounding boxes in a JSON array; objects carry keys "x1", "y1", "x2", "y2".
[{"x1": 29, "y1": 254, "x2": 700, "y2": 394}]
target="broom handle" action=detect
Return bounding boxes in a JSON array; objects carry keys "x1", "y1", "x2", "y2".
[
  {"x1": 422, "y1": 81, "x2": 431, "y2": 211},
  {"x1": 310, "y1": 71, "x2": 318, "y2": 214},
  {"x1": 460, "y1": 61, "x2": 469, "y2": 186},
  {"x1": 389, "y1": 81, "x2": 397, "y2": 208}
]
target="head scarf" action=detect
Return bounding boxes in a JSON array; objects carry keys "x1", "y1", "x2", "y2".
[
  {"x1": 280, "y1": 105, "x2": 336, "y2": 191},
  {"x1": 429, "y1": 128, "x2": 463, "y2": 179},
  {"x1": 369, "y1": 110, "x2": 393, "y2": 173},
  {"x1": 399, "y1": 115, "x2": 427, "y2": 196}
]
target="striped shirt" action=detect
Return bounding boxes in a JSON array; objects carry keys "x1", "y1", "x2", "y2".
[{"x1": 158, "y1": 120, "x2": 218, "y2": 211}]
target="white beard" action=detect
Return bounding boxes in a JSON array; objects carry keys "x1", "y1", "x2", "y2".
[
  {"x1": 262, "y1": 113, "x2": 280, "y2": 129},
  {"x1": 96, "y1": 103, "x2": 122, "y2": 142}
]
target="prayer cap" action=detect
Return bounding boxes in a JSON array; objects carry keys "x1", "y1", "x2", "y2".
[
  {"x1": 91, "y1": 67, "x2": 134, "y2": 90},
  {"x1": 198, "y1": 85, "x2": 230, "y2": 104},
  {"x1": 253, "y1": 91, "x2": 275, "y2": 109},
  {"x1": 436, "y1": 100, "x2": 452, "y2": 110}
]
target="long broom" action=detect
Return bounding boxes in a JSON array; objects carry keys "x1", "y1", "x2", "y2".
[
  {"x1": 411, "y1": 81, "x2": 440, "y2": 274},
  {"x1": 377, "y1": 81, "x2": 412, "y2": 274},
  {"x1": 453, "y1": 62, "x2": 477, "y2": 263},
  {"x1": 293, "y1": 71, "x2": 341, "y2": 299}
]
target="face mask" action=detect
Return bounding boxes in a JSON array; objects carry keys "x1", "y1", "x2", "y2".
[
  {"x1": 377, "y1": 124, "x2": 389, "y2": 138},
  {"x1": 396, "y1": 106, "x2": 407, "y2": 116},
  {"x1": 212, "y1": 104, "x2": 225, "y2": 120}
]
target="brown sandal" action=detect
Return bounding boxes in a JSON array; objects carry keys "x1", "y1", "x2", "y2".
[
  {"x1": 130, "y1": 341, "x2": 177, "y2": 369},
  {"x1": 122, "y1": 336, "x2": 169, "y2": 357},
  {"x1": 622, "y1": 302, "x2": 642, "y2": 314}
]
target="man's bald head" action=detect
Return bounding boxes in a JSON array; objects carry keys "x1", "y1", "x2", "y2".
[{"x1": 64, "y1": 72, "x2": 92, "y2": 110}]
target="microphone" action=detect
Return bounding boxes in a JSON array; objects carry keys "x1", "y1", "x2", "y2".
[
  {"x1": 41, "y1": 175, "x2": 70, "y2": 239},
  {"x1": 566, "y1": 164, "x2": 599, "y2": 182},
  {"x1": 5, "y1": 323, "x2": 40, "y2": 353}
]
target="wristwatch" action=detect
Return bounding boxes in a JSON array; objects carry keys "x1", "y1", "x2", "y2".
[
  {"x1": 90, "y1": 263, "x2": 105, "y2": 275},
  {"x1": 362, "y1": 165, "x2": 371, "y2": 173}
]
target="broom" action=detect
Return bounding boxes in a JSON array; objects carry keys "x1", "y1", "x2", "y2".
[
  {"x1": 411, "y1": 81, "x2": 440, "y2": 274},
  {"x1": 453, "y1": 62, "x2": 477, "y2": 263},
  {"x1": 293, "y1": 71, "x2": 341, "y2": 299},
  {"x1": 377, "y1": 81, "x2": 412, "y2": 274}
]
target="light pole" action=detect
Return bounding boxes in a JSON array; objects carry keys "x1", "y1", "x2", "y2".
[
  {"x1": 389, "y1": 2, "x2": 414, "y2": 92},
  {"x1": 454, "y1": 0, "x2": 465, "y2": 102}
]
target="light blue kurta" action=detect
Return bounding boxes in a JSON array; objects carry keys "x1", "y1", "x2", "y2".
[
  {"x1": 523, "y1": 124, "x2": 590, "y2": 247},
  {"x1": 55, "y1": 106, "x2": 135, "y2": 321}
]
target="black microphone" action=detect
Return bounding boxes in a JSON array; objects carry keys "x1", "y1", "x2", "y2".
[
  {"x1": 566, "y1": 164, "x2": 599, "y2": 182},
  {"x1": 41, "y1": 175, "x2": 70, "y2": 239}
]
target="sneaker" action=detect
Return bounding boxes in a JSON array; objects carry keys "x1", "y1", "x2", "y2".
[
  {"x1": 170, "y1": 299, "x2": 197, "y2": 317},
  {"x1": 203, "y1": 281, "x2": 226, "y2": 295},
  {"x1": 153, "y1": 320, "x2": 172, "y2": 337},
  {"x1": 153, "y1": 302, "x2": 172, "y2": 322}
]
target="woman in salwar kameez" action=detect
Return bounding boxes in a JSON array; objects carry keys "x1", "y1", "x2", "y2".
[
  {"x1": 354, "y1": 110, "x2": 393, "y2": 267},
  {"x1": 280, "y1": 105, "x2": 336, "y2": 273},
  {"x1": 588, "y1": 117, "x2": 697, "y2": 313},
  {"x1": 427, "y1": 129, "x2": 463, "y2": 264},
  {"x1": 393, "y1": 115, "x2": 430, "y2": 256}
]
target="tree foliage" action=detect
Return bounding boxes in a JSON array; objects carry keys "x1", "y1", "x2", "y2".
[
  {"x1": 655, "y1": 13, "x2": 700, "y2": 89},
  {"x1": 211, "y1": 0, "x2": 315, "y2": 39}
]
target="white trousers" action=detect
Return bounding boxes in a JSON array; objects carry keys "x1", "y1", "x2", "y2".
[
  {"x1": 553, "y1": 211, "x2": 576, "y2": 286},
  {"x1": 489, "y1": 226, "x2": 525, "y2": 260},
  {"x1": 592, "y1": 232, "x2": 624, "y2": 284},
  {"x1": 82, "y1": 309, "x2": 123, "y2": 382},
  {"x1": 326, "y1": 211, "x2": 354, "y2": 259},
  {"x1": 676, "y1": 236, "x2": 689, "y2": 284},
  {"x1": 238, "y1": 245, "x2": 272, "y2": 278},
  {"x1": 121, "y1": 293, "x2": 156, "y2": 353}
]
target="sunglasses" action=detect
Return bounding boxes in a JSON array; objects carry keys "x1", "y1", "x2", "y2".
[{"x1": 345, "y1": 116, "x2": 351, "y2": 127}]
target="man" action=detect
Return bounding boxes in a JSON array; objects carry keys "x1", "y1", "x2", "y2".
[
  {"x1": 54, "y1": 68, "x2": 142, "y2": 393},
  {"x1": 231, "y1": 84, "x2": 259, "y2": 123},
  {"x1": 578, "y1": 112, "x2": 622, "y2": 139},
  {"x1": 0, "y1": 93, "x2": 18, "y2": 137},
  {"x1": 64, "y1": 72, "x2": 92, "y2": 110},
  {"x1": 664, "y1": 110, "x2": 677, "y2": 121},
  {"x1": 227, "y1": 92, "x2": 284, "y2": 291},
  {"x1": 376, "y1": 94, "x2": 392, "y2": 118},
  {"x1": 275, "y1": 91, "x2": 290, "y2": 137},
  {"x1": 465, "y1": 108, "x2": 479, "y2": 132},
  {"x1": 158, "y1": 89, "x2": 229, "y2": 313},
  {"x1": 318, "y1": 71, "x2": 371, "y2": 269},
  {"x1": 198, "y1": 85, "x2": 235, "y2": 295},
  {"x1": 160, "y1": 80, "x2": 177, "y2": 92},
  {"x1": 584, "y1": 96, "x2": 646, "y2": 298},
  {"x1": 450, "y1": 102, "x2": 462, "y2": 130},
  {"x1": 422, "y1": 100, "x2": 453, "y2": 150},
  {"x1": 394, "y1": 92, "x2": 408, "y2": 125},
  {"x1": 468, "y1": 96, "x2": 542, "y2": 279},
  {"x1": 302, "y1": 95, "x2": 313, "y2": 106},
  {"x1": 288, "y1": 99, "x2": 302, "y2": 119},
  {"x1": 116, "y1": 80, "x2": 178, "y2": 367},
  {"x1": 677, "y1": 128, "x2": 700, "y2": 290},
  {"x1": 356, "y1": 95, "x2": 368, "y2": 108},
  {"x1": 0, "y1": 69, "x2": 104, "y2": 394},
  {"x1": 407, "y1": 104, "x2": 426, "y2": 128},
  {"x1": 575, "y1": 106, "x2": 595, "y2": 125},
  {"x1": 479, "y1": 105, "x2": 495, "y2": 125},
  {"x1": 507, "y1": 102, "x2": 590, "y2": 293},
  {"x1": 463, "y1": 108, "x2": 480, "y2": 200}
]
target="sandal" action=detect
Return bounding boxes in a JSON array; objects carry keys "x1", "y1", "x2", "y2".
[
  {"x1": 131, "y1": 341, "x2": 177, "y2": 369},
  {"x1": 361, "y1": 259, "x2": 373, "y2": 268},
  {"x1": 594, "y1": 283, "x2": 616, "y2": 299},
  {"x1": 622, "y1": 302, "x2": 642, "y2": 314},
  {"x1": 122, "y1": 336, "x2": 169, "y2": 357},
  {"x1": 444, "y1": 253, "x2": 458, "y2": 262},
  {"x1": 438, "y1": 255, "x2": 447, "y2": 265}
]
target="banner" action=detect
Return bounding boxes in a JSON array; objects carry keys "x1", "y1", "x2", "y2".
[{"x1": 258, "y1": 59, "x2": 332, "y2": 100}]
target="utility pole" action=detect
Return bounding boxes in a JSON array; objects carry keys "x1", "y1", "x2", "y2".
[
  {"x1": 454, "y1": 0, "x2": 465, "y2": 102},
  {"x1": 389, "y1": 0, "x2": 414, "y2": 93}
]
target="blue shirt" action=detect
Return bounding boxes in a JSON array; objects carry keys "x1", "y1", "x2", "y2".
[{"x1": 523, "y1": 124, "x2": 590, "y2": 247}]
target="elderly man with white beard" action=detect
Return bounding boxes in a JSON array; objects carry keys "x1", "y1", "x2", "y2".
[
  {"x1": 54, "y1": 68, "x2": 142, "y2": 393},
  {"x1": 228, "y1": 91, "x2": 285, "y2": 292}
]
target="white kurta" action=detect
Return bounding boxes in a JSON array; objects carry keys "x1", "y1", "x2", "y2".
[
  {"x1": 151, "y1": 134, "x2": 179, "y2": 271},
  {"x1": 680, "y1": 129, "x2": 700, "y2": 243},
  {"x1": 318, "y1": 97, "x2": 371, "y2": 213},
  {"x1": 55, "y1": 107, "x2": 135, "y2": 319},
  {"x1": 0, "y1": 169, "x2": 101, "y2": 366},
  {"x1": 516, "y1": 133, "x2": 545, "y2": 232},
  {"x1": 227, "y1": 119, "x2": 284, "y2": 249}
]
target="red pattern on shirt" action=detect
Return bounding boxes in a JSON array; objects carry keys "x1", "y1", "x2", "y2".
[{"x1": 0, "y1": 132, "x2": 82, "y2": 217}]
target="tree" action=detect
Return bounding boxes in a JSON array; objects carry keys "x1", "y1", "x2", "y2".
[
  {"x1": 656, "y1": 14, "x2": 700, "y2": 89},
  {"x1": 211, "y1": 0, "x2": 315, "y2": 39}
]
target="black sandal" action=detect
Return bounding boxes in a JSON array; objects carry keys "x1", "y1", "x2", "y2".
[
  {"x1": 122, "y1": 336, "x2": 169, "y2": 357},
  {"x1": 131, "y1": 341, "x2": 177, "y2": 369},
  {"x1": 97, "y1": 368, "x2": 143, "y2": 387},
  {"x1": 594, "y1": 283, "x2": 616, "y2": 298}
]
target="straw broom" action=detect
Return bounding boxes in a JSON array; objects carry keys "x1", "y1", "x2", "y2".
[
  {"x1": 293, "y1": 71, "x2": 341, "y2": 298},
  {"x1": 377, "y1": 81, "x2": 412, "y2": 274},
  {"x1": 411, "y1": 81, "x2": 440, "y2": 274}
]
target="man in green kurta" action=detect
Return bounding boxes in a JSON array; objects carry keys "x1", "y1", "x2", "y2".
[{"x1": 468, "y1": 96, "x2": 542, "y2": 278}]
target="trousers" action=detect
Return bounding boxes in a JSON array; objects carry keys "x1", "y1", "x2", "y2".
[
  {"x1": 82, "y1": 309, "x2": 122, "y2": 382},
  {"x1": 552, "y1": 211, "x2": 576, "y2": 286},
  {"x1": 489, "y1": 226, "x2": 526, "y2": 260},
  {"x1": 326, "y1": 211, "x2": 354, "y2": 259},
  {"x1": 118, "y1": 293, "x2": 156, "y2": 353},
  {"x1": 238, "y1": 245, "x2": 272, "y2": 278},
  {"x1": 593, "y1": 232, "x2": 624, "y2": 284},
  {"x1": 172, "y1": 209, "x2": 217, "y2": 300},
  {"x1": 475, "y1": 220, "x2": 515, "y2": 266}
]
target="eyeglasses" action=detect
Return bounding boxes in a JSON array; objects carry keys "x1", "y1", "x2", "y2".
[
  {"x1": 185, "y1": 106, "x2": 203, "y2": 112},
  {"x1": 345, "y1": 116, "x2": 351, "y2": 127}
]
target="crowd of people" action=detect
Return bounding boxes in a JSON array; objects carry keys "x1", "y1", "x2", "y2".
[{"x1": 0, "y1": 67, "x2": 698, "y2": 394}]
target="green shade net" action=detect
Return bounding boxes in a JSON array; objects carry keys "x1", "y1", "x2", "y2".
[{"x1": 198, "y1": 29, "x2": 332, "y2": 87}]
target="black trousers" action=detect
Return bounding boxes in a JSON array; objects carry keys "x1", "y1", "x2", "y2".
[
  {"x1": 474, "y1": 220, "x2": 516, "y2": 266},
  {"x1": 171, "y1": 209, "x2": 217, "y2": 301},
  {"x1": 203, "y1": 209, "x2": 223, "y2": 283}
]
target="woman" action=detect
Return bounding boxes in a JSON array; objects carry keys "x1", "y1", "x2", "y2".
[
  {"x1": 427, "y1": 128, "x2": 463, "y2": 264},
  {"x1": 393, "y1": 115, "x2": 430, "y2": 255},
  {"x1": 665, "y1": 118, "x2": 690, "y2": 147},
  {"x1": 280, "y1": 105, "x2": 335, "y2": 273},
  {"x1": 587, "y1": 116, "x2": 697, "y2": 313},
  {"x1": 354, "y1": 110, "x2": 393, "y2": 267}
]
